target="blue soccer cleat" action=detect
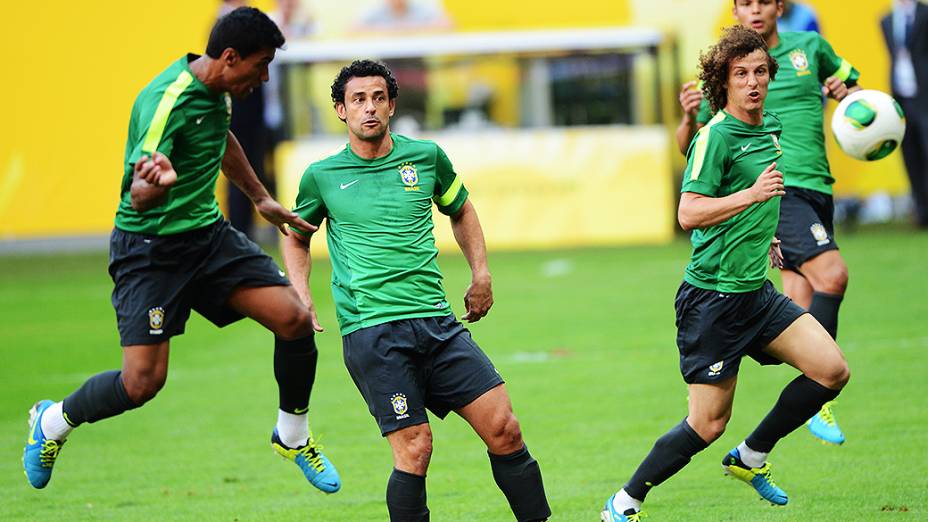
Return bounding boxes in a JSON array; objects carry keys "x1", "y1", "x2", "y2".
[
  {"x1": 807, "y1": 401, "x2": 845, "y2": 445},
  {"x1": 271, "y1": 429, "x2": 340, "y2": 493},
  {"x1": 722, "y1": 448, "x2": 788, "y2": 506},
  {"x1": 23, "y1": 400, "x2": 65, "y2": 489},
  {"x1": 601, "y1": 493, "x2": 645, "y2": 521}
]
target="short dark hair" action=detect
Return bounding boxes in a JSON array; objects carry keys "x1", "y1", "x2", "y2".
[
  {"x1": 699, "y1": 25, "x2": 779, "y2": 113},
  {"x1": 205, "y1": 7, "x2": 285, "y2": 59},
  {"x1": 330, "y1": 60, "x2": 399, "y2": 105}
]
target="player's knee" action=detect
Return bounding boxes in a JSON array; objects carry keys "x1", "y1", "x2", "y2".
[
  {"x1": 688, "y1": 416, "x2": 728, "y2": 443},
  {"x1": 487, "y1": 412, "x2": 524, "y2": 454},
  {"x1": 824, "y1": 360, "x2": 850, "y2": 390},
  {"x1": 397, "y1": 429, "x2": 433, "y2": 474},
  {"x1": 809, "y1": 260, "x2": 849, "y2": 294},
  {"x1": 123, "y1": 368, "x2": 167, "y2": 405},
  {"x1": 274, "y1": 307, "x2": 314, "y2": 340}
]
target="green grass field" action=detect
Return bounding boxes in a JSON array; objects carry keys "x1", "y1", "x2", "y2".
[{"x1": 2, "y1": 229, "x2": 927, "y2": 521}]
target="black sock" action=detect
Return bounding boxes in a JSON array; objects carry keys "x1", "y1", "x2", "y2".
[
  {"x1": 386, "y1": 468, "x2": 429, "y2": 522},
  {"x1": 274, "y1": 335, "x2": 317, "y2": 413},
  {"x1": 746, "y1": 374, "x2": 840, "y2": 453},
  {"x1": 624, "y1": 418, "x2": 708, "y2": 501},
  {"x1": 61, "y1": 370, "x2": 138, "y2": 426},
  {"x1": 808, "y1": 292, "x2": 843, "y2": 339},
  {"x1": 488, "y1": 445, "x2": 551, "y2": 522}
]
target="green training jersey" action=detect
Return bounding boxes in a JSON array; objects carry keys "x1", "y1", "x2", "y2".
[
  {"x1": 115, "y1": 54, "x2": 231, "y2": 234},
  {"x1": 682, "y1": 111, "x2": 783, "y2": 293},
  {"x1": 293, "y1": 133, "x2": 469, "y2": 335},
  {"x1": 696, "y1": 31, "x2": 860, "y2": 195}
]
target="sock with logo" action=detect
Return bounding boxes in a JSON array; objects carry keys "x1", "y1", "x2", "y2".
[
  {"x1": 276, "y1": 409, "x2": 309, "y2": 448},
  {"x1": 745, "y1": 374, "x2": 841, "y2": 453},
  {"x1": 61, "y1": 370, "x2": 139, "y2": 426},
  {"x1": 386, "y1": 468, "x2": 430, "y2": 521},
  {"x1": 274, "y1": 334, "x2": 317, "y2": 414},
  {"x1": 40, "y1": 401, "x2": 74, "y2": 441},
  {"x1": 488, "y1": 445, "x2": 551, "y2": 521},
  {"x1": 624, "y1": 418, "x2": 708, "y2": 501},
  {"x1": 808, "y1": 292, "x2": 843, "y2": 339},
  {"x1": 611, "y1": 489, "x2": 642, "y2": 515}
]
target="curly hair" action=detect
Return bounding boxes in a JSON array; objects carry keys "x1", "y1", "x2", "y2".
[
  {"x1": 330, "y1": 59, "x2": 400, "y2": 105},
  {"x1": 698, "y1": 25, "x2": 778, "y2": 113}
]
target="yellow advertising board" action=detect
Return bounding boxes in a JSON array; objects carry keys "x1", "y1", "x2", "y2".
[{"x1": 276, "y1": 127, "x2": 675, "y2": 256}]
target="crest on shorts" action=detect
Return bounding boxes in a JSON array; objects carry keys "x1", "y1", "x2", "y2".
[
  {"x1": 789, "y1": 49, "x2": 811, "y2": 76},
  {"x1": 398, "y1": 162, "x2": 419, "y2": 191},
  {"x1": 391, "y1": 393, "x2": 408, "y2": 415},
  {"x1": 810, "y1": 223, "x2": 830, "y2": 246},
  {"x1": 148, "y1": 307, "x2": 165, "y2": 335},
  {"x1": 708, "y1": 360, "x2": 724, "y2": 377}
]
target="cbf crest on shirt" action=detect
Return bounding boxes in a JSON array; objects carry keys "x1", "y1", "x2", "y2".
[{"x1": 292, "y1": 134, "x2": 469, "y2": 335}]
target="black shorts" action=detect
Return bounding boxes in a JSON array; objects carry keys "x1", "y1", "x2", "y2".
[
  {"x1": 675, "y1": 280, "x2": 806, "y2": 384},
  {"x1": 342, "y1": 314, "x2": 504, "y2": 435},
  {"x1": 108, "y1": 219, "x2": 289, "y2": 346},
  {"x1": 777, "y1": 187, "x2": 839, "y2": 271}
]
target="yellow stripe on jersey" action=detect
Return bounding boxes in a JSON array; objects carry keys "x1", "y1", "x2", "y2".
[
  {"x1": 834, "y1": 59, "x2": 853, "y2": 81},
  {"x1": 690, "y1": 111, "x2": 726, "y2": 181},
  {"x1": 141, "y1": 70, "x2": 194, "y2": 154},
  {"x1": 434, "y1": 175, "x2": 463, "y2": 207}
]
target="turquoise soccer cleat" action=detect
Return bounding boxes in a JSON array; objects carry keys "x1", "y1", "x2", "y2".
[
  {"x1": 601, "y1": 493, "x2": 645, "y2": 521},
  {"x1": 23, "y1": 400, "x2": 65, "y2": 489},
  {"x1": 807, "y1": 401, "x2": 845, "y2": 445},
  {"x1": 722, "y1": 448, "x2": 788, "y2": 506},
  {"x1": 271, "y1": 429, "x2": 341, "y2": 493}
]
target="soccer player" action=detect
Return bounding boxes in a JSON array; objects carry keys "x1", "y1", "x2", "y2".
[
  {"x1": 282, "y1": 60, "x2": 551, "y2": 522},
  {"x1": 602, "y1": 26, "x2": 851, "y2": 521},
  {"x1": 23, "y1": 7, "x2": 340, "y2": 493},
  {"x1": 675, "y1": 0, "x2": 860, "y2": 445}
]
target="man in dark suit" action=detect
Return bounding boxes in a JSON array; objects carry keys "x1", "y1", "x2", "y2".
[{"x1": 882, "y1": 0, "x2": 928, "y2": 228}]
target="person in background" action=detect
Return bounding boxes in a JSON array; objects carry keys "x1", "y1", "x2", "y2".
[
  {"x1": 777, "y1": 1, "x2": 820, "y2": 33},
  {"x1": 882, "y1": 0, "x2": 928, "y2": 229}
]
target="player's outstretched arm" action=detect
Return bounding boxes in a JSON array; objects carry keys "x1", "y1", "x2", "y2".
[
  {"x1": 676, "y1": 81, "x2": 705, "y2": 154},
  {"x1": 130, "y1": 152, "x2": 177, "y2": 211},
  {"x1": 221, "y1": 131, "x2": 316, "y2": 236},
  {"x1": 449, "y1": 199, "x2": 493, "y2": 323},
  {"x1": 678, "y1": 162, "x2": 784, "y2": 231},
  {"x1": 281, "y1": 231, "x2": 324, "y2": 332}
]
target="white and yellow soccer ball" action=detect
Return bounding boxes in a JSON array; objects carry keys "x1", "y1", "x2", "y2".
[{"x1": 831, "y1": 89, "x2": 906, "y2": 161}]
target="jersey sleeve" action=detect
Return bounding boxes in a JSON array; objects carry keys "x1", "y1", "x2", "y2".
[
  {"x1": 128, "y1": 72, "x2": 195, "y2": 166},
  {"x1": 681, "y1": 126, "x2": 729, "y2": 196},
  {"x1": 815, "y1": 33, "x2": 860, "y2": 86},
  {"x1": 695, "y1": 85, "x2": 714, "y2": 125},
  {"x1": 432, "y1": 145, "x2": 469, "y2": 215},
  {"x1": 291, "y1": 165, "x2": 327, "y2": 236}
]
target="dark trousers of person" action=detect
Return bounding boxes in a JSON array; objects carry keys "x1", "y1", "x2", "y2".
[{"x1": 898, "y1": 96, "x2": 928, "y2": 228}]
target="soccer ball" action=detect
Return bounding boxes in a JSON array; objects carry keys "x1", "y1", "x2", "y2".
[{"x1": 831, "y1": 90, "x2": 906, "y2": 161}]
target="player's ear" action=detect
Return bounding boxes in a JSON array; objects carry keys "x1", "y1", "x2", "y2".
[
  {"x1": 220, "y1": 47, "x2": 240, "y2": 67},
  {"x1": 335, "y1": 101, "x2": 347, "y2": 122}
]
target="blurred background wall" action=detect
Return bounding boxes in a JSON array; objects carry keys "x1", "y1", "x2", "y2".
[{"x1": 0, "y1": 0, "x2": 905, "y2": 243}]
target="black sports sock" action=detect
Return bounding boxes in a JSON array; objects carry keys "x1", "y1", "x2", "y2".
[
  {"x1": 746, "y1": 374, "x2": 840, "y2": 453},
  {"x1": 61, "y1": 370, "x2": 138, "y2": 426},
  {"x1": 808, "y1": 292, "x2": 843, "y2": 339},
  {"x1": 274, "y1": 335, "x2": 317, "y2": 413},
  {"x1": 488, "y1": 445, "x2": 551, "y2": 522},
  {"x1": 386, "y1": 468, "x2": 429, "y2": 521},
  {"x1": 624, "y1": 418, "x2": 708, "y2": 501}
]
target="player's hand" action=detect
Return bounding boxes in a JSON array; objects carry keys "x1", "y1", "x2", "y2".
[
  {"x1": 750, "y1": 162, "x2": 785, "y2": 203},
  {"x1": 822, "y1": 76, "x2": 849, "y2": 101},
  {"x1": 306, "y1": 301, "x2": 324, "y2": 332},
  {"x1": 134, "y1": 152, "x2": 177, "y2": 187},
  {"x1": 679, "y1": 81, "x2": 703, "y2": 119},
  {"x1": 462, "y1": 272, "x2": 493, "y2": 323},
  {"x1": 769, "y1": 237, "x2": 784, "y2": 269},
  {"x1": 254, "y1": 197, "x2": 317, "y2": 236}
]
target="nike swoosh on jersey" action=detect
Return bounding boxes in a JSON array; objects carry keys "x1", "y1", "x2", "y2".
[
  {"x1": 740, "y1": 144, "x2": 751, "y2": 152},
  {"x1": 196, "y1": 116, "x2": 205, "y2": 125},
  {"x1": 340, "y1": 180, "x2": 360, "y2": 190}
]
